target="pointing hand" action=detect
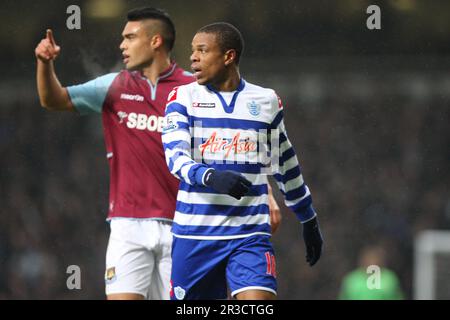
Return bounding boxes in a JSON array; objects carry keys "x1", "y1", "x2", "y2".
[{"x1": 35, "y1": 29, "x2": 61, "y2": 63}]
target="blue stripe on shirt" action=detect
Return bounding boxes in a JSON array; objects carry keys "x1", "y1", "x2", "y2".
[
  {"x1": 168, "y1": 152, "x2": 193, "y2": 172},
  {"x1": 279, "y1": 132, "x2": 288, "y2": 144},
  {"x1": 172, "y1": 222, "x2": 271, "y2": 237},
  {"x1": 291, "y1": 196, "x2": 313, "y2": 215},
  {"x1": 179, "y1": 182, "x2": 268, "y2": 197},
  {"x1": 166, "y1": 102, "x2": 188, "y2": 117},
  {"x1": 176, "y1": 201, "x2": 269, "y2": 216},
  {"x1": 284, "y1": 185, "x2": 307, "y2": 201},
  {"x1": 190, "y1": 116, "x2": 269, "y2": 130},
  {"x1": 271, "y1": 110, "x2": 284, "y2": 129},
  {"x1": 293, "y1": 204, "x2": 316, "y2": 222},
  {"x1": 163, "y1": 140, "x2": 191, "y2": 152},
  {"x1": 196, "y1": 163, "x2": 270, "y2": 174},
  {"x1": 188, "y1": 163, "x2": 209, "y2": 185},
  {"x1": 280, "y1": 148, "x2": 296, "y2": 167},
  {"x1": 273, "y1": 166, "x2": 301, "y2": 184}
]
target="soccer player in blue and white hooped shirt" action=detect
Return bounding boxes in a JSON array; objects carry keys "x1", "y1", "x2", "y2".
[{"x1": 162, "y1": 22, "x2": 323, "y2": 300}]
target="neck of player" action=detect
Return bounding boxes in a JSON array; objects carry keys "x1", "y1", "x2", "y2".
[
  {"x1": 210, "y1": 68, "x2": 241, "y2": 92},
  {"x1": 142, "y1": 55, "x2": 171, "y2": 85}
]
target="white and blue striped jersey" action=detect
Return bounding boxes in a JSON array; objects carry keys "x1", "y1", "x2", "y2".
[{"x1": 162, "y1": 79, "x2": 316, "y2": 240}]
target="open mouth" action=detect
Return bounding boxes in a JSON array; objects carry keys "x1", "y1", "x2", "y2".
[{"x1": 191, "y1": 65, "x2": 202, "y2": 78}]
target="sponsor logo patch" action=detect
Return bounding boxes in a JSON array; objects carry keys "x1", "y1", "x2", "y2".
[
  {"x1": 199, "y1": 131, "x2": 257, "y2": 158},
  {"x1": 125, "y1": 113, "x2": 165, "y2": 132},
  {"x1": 167, "y1": 87, "x2": 179, "y2": 103},
  {"x1": 162, "y1": 115, "x2": 180, "y2": 133},
  {"x1": 120, "y1": 93, "x2": 144, "y2": 102},
  {"x1": 193, "y1": 102, "x2": 215, "y2": 108}
]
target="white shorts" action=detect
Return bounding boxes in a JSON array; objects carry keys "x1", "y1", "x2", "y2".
[{"x1": 105, "y1": 218, "x2": 173, "y2": 299}]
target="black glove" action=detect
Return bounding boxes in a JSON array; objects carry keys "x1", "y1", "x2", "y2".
[
  {"x1": 302, "y1": 216, "x2": 323, "y2": 266},
  {"x1": 204, "y1": 169, "x2": 251, "y2": 200}
]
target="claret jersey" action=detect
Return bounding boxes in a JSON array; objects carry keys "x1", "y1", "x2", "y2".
[{"x1": 67, "y1": 63, "x2": 194, "y2": 219}]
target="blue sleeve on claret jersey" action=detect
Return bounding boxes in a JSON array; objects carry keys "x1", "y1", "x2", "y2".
[{"x1": 67, "y1": 73, "x2": 119, "y2": 115}]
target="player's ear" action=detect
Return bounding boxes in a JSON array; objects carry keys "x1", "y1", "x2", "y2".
[
  {"x1": 224, "y1": 49, "x2": 236, "y2": 66},
  {"x1": 151, "y1": 34, "x2": 164, "y2": 50}
]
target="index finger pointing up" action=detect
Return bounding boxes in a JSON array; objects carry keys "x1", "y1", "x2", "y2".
[{"x1": 46, "y1": 29, "x2": 56, "y2": 46}]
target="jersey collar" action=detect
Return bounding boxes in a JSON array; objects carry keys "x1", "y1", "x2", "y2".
[
  {"x1": 159, "y1": 62, "x2": 177, "y2": 80},
  {"x1": 206, "y1": 78, "x2": 245, "y2": 114},
  {"x1": 136, "y1": 61, "x2": 177, "y2": 82}
]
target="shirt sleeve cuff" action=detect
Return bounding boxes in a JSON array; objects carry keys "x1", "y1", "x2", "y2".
[
  {"x1": 295, "y1": 205, "x2": 317, "y2": 223},
  {"x1": 194, "y1": 166, "x2": 212, "y2": 186}
]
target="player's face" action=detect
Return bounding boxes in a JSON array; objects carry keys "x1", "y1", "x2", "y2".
[
  {"x1": 190, "y1": 32, "x2": 227, "y2": 86},
  {"x1": 120, "y1": 21, "x2": 155, "y2": 71}
]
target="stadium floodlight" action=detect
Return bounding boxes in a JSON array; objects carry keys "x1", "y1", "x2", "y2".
[{"x1": 86, "y1": 0, "x2": 125, "y2": 19}]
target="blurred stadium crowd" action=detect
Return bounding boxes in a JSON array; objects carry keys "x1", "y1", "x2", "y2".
[
  {"x1": 1, "y1": 66, "x2": 448, "y2": 299},
  {"x1": 1, "y1": 0, "x2": 449, "y2": 299}
]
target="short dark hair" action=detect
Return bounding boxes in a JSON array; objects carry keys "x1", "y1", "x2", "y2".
[
  {"x1": 197, "y1": 22, "x2": 244, "y2": 65},
  {"x1": 127, "y1": 7, "x2": 175, "y2": 51}
]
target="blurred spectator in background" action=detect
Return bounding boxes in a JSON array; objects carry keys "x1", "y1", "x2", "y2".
[{"x1": 338, "y1": 245, "x2": 404, "y2": 300}]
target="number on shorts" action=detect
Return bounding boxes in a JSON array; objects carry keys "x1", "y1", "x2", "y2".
[{"x1": 265, "y1": 252, "x2": 277, "y2": 277}]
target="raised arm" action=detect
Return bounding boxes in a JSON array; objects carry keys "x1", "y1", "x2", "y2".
[{"x1": 35, "y1": 29, "x2": 74, "y2": 111}]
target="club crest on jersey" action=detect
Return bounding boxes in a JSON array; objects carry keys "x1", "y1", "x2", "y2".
[
  {"x1": 117, "y1": 111, "x2": 128, "y2": 123},
  {"x1": 105, "y1": 267, "x2": 116, "y2": 283},
  {"x1": 193, "y1": 102, "x2": 215, "y2": 108},
  {"x1": 174, "y1": 286, "x2": 186, "y2": 300},
  {"x1": 247, "y1": 101, "x2": 261, "y2": 116}
]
